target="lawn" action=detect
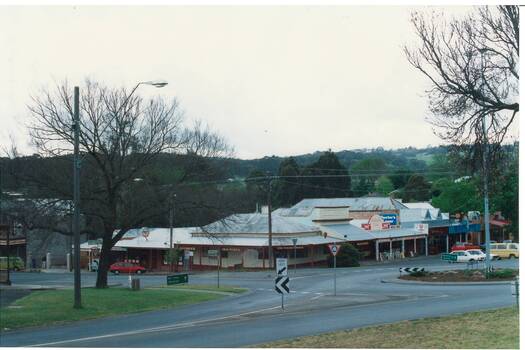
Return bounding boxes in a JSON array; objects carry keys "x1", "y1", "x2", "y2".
[
  {"x1": 164, "y1": 284, "x2": 247, "y2": 293},
  {"x1": 0, "y1": 286, "x2": 227, "y2": 331},
  {"x1": 257, "y1": 307, "x2": 519, "y2": 349}
]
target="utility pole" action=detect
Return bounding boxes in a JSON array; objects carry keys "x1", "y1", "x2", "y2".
[
  {"x1": 73, "y1": 86, "x2": 81, "y2": 309},
  {"x1": 479, "y1": 48, "x2": 492, "y2": 275},
  {"x1": 482, "y1": 114, "x2": 492, "y2": 274},
  {"x1": 169, "y1": 194, "x2": 175, "y2": 273},
  {"x1": 267, "y1": 178, "x2": 274, "y2": 269}
]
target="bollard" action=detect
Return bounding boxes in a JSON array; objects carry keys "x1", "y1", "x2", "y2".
[
  {"x1": 131, "y1": 278, "x2": 140, "y2": 291},
  {"x1": 46, "y1": 253, "x2": 52, "y2": 270}
]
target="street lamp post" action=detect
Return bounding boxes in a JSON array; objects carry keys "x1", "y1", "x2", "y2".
[
  {"x1": 72, "y1": 80, "x2": 167, "y2": 307},
  {"x1": 479, "y1": 49, "x2": 492, "y2": 274}
]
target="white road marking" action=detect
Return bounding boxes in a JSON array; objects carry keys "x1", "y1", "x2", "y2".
[{"x1": 29, "y1": 305, "x2": 283, "y2": 347}]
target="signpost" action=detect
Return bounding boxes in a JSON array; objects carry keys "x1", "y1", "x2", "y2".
[
  {"x1": 275, "y1": 258, "x2": 289, "y2": 310},
  {"x1": 167, "y1": 274, "x2": 188, "y2": 285},
  {"x1": 208, "y1": 249, "x2": 220, "y2": 288},
  {"x1": 441, "y1": 253, "x2": 458, "y2": 262},
  {"x1": 292, "y1": 238, "x2": 298, "y2": 274},
  {"x1": 328, "y1": 244, "x2": 341, "y2": 296}
]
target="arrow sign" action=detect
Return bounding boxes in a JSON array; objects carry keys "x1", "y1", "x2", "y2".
[
  {"x1": 276, "y1": 258, "x2": 288, "y2": 276},
  {"x1": 275, "y1": 276, "x2": 290, "y2": 294},
  {"x1": 328, "y1": 244, "x2": 341, "y2": 256}
]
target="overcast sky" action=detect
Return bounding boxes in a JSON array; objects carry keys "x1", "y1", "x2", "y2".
[{"x1": 1, "y1": 5, "x2": 513, "y2": 159}]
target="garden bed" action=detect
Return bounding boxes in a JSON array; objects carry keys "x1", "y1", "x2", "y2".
[{"x1": 399, "y1": 268, "x2": 518, "y2": 282}]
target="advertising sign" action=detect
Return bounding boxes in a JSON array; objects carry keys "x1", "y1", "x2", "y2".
[
  {"x1": 414, "y1": 223, "x2": 429, "y2": 234},
  {"x1": 381, "y1": 214, "x2": 398, "y2": 225}
]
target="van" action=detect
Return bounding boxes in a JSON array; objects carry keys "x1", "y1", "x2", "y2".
[
  {"x1": 489, "y1": 243, "x2": 519, "y2": 259},
  {"x1": 0, "y1": 256, "x2": 25, "y2": 271}
]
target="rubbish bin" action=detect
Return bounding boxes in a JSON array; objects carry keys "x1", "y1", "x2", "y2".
[{"x1": 131, "y1": 278, "x2": 141, "y2": 291}]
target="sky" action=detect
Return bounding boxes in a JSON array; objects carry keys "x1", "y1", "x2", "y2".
[{"x1": 0, "y1": 5, "x2": 517, "y2": 159}]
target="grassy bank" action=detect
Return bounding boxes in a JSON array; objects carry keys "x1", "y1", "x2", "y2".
[
  {"x1": 0, "y1": 286, "x2": 231, "y2": 331},
  {"x1": 257, "y1": 307, "x2": 519, "y2": 349}
]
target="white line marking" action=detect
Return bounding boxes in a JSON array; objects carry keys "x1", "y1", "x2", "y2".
[{"x1": 29, "y1": 305, "x2": 283, "y2": 347}]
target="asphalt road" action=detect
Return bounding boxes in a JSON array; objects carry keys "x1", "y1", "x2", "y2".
[{"x1": 0, "y1": 256, "x2": 518, "y2": 347}]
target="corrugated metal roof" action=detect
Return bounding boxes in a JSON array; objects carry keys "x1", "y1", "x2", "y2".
[
  {"x1": 288, "y1": 197, "x2": 407, "y2": 215},
  {"x1": 403, "y1": 202, "x2": 435, "y2": 209},
  {"x1": 110, "y1": 227, "x2": 336, "y2": 248},
  {"x1": 200, "y1": 213, "x2": 320, "y2": 234},
  {"x1": 320, "y1": 224, "x2": 374, "y2": 241}
]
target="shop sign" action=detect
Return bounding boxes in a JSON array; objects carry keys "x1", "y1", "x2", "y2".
[{"x1": 381, "y1": 213, "x2": 398, "y2": 225}]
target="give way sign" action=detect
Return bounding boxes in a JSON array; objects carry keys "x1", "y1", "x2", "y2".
[{"x1": 328, "y1": 244, "x2": 341, "y2": 256}]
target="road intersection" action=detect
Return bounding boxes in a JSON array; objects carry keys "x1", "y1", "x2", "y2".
[{"x1": 0, "y1": 256, "x2": 518, "y2": 347}]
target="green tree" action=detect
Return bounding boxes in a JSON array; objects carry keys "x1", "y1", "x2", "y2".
[
  {"x1": 302, "y1": 151, "x2": 351, "y2": 198},
  {"x1": 327, "y1": 243, "x2": 361, "y2": 267},
  {"x1": 431, "y1": 178, "x2": 482, "y2": 214},
  {"x1": 375, "y1": 176, "x2": 394, "y2": 196},
  {"x1": 402, "y1": 175, "x2": 431, "y2": 202},
  {"x1": 245, "y1": 169, "x2": 268, "y2": 205},
  {"x1": 388, "y1": 168, "x2": 414, "y2": 189},
  {"x1": 274, "y1": 157, "x2": 302, "y2": 207},
  {"x1": 351, "y1": 157, "x2": 387, "y2": 196}
]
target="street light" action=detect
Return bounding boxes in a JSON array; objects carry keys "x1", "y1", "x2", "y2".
[
  {"x1": 72, "y1": 79, "x2": 167, "y2": 308},
  {"x1": 478, "y1": 48, "x2": 492, "y2": 274}
]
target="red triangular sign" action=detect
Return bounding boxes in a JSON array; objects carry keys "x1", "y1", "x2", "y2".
[{"x1": 328, "y1": 244, "x2": 341, "y2": 256}]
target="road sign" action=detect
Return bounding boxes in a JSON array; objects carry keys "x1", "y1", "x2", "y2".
[
  {"x1": 276, "y1": 258, "x2": 288, "y2": 276},
  {"x1": 275, "y1": 276, "x2": 290, "y2": 294},
  {"x1": 167, "y1": 274, "x2": 188, "y2": 285},
  {"x1": 399, "y1": 267, "x2": 425, "y2": 274},
  {"x1": 441, "y1": 253, "x2": 458, "y2": 262},
  {"x1": 328, "y1": 244, "x2": 341, "y2": 256}
]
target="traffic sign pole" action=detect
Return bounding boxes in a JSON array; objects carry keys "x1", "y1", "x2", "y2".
[{"x1": 333, "y1": 254, "x2": 337, "y2": 296}]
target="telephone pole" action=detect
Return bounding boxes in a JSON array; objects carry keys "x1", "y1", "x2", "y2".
[
  {"x1": 267, "y1": 178, "x2": 274, "y2": 269},
  {"x1": 73, "y1": 86, "x2": 81, "y2": 308}
]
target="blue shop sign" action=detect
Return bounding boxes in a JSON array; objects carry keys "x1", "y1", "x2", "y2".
[
  {"x1": 448, "y1": 223, "x2": 481, "y2": 234},
  {"x1": 381, "y1": 214, "x2": 398, "y2": 225}
]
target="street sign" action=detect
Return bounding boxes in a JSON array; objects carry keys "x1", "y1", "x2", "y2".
[
  {"x1": 167, "y1": 274, "x2": 188, "y2": 285},
  {"x1": 415, "y1": 223, "x2": 429, "y2": 234},
  {"x1": 275, "y1": 276, "x2": 290, "y2": 294},
  {"x1": 328, "y1": 244, "x2": 341, "y2": 256},
  {"x1": 441, "y1": 253, "x2": 458, "y2": 262},
  {"x1": 276, "y1": 258, "x2": 288, "y2": 276}
]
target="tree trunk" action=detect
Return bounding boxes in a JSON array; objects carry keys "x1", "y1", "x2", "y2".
[{"x1": 95, "y1": 235, "x2": 113, "y2": 288}]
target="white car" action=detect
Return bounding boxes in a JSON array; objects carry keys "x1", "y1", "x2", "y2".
[
  {"x1": 449, "y1": 250, "x2": 484, "y2": 263},
  {"x1": 466, "y1": 249, "x2": 498, "y2": 261}
]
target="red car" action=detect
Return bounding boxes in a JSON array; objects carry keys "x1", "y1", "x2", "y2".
[
  {"x1": 109, "y1": 262, "x2": 146, "y2": 274},
  {"x1": 450, "y1": 243, "x2": 481, "y2": 252}
]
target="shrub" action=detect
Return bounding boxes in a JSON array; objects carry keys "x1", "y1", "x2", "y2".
[
  {"x1": 409, "y1": 270, "x2": 428, "y2": 277},
  {"x1": 327, "y1": 243, "x2": 361, "y2": 267},
  {"x1": 487, "y1": 269, "x2": 517, "y2": 279}
]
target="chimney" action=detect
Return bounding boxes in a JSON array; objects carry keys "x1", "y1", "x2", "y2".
[{"x1": 261, "y1": 205, "x2": 269, "y2": 215}]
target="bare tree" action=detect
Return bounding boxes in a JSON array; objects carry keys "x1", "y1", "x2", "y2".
[
  {"x1": 27, "y1": 79, "x2": 231, "y2": 288},
  {"x1": 404, "y1": 6, "x2": 519, "y2": 152}
]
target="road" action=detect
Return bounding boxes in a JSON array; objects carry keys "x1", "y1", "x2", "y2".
[{"x1": 0, "y1": 256, "x2": 518, "y2": 347}]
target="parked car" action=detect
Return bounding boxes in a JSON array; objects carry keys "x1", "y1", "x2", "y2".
[
  {"x1": 449, "y1": 250, "x2": 484, "y2": 263},
  {"x1": 450, "y1": 243, "x2": 481, "y2": 252},
  {"x1": 0, "y1": 256, "x2": 25, "y2": 271},
  {"x1": 465, "y1": 249, "x2": 498, "y2": 261},
  {"x1": 109, "y1": 262, "x2": 146, "y2": 274},
  {"x1": 489, "y1": 243, "x2": 519, "y2": 259}
]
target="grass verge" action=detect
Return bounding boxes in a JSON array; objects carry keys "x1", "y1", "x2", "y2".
[
  {"x1": 0, "y1": 287, "x2": 225, "y2": 331},
  {"x1": 161, "y1": 284, "x2": 247, "y2": 294},
  {"x1": 256, "y1": 307, "x2": 519, "y2": 349}
]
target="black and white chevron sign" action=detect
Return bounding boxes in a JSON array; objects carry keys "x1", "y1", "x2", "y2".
[
  {"x1": 275, "y1": 276, "x2": 290, "y2": 294},
  {"x1": 399, "y1": 267, "x2": 425, "y2": 274}
]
